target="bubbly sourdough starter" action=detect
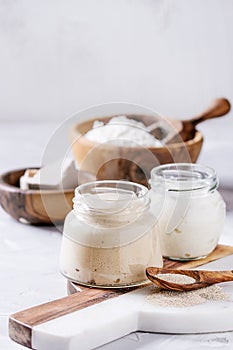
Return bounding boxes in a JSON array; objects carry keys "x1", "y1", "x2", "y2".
[
  {"x1": 60, "y1": 191, "x2": 162, "y2": 287},
  {"x1": 150, "y1": 190, "x2": 226, "y2": 260}
]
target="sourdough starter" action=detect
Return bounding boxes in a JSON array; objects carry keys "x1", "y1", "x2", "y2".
[{"x1": 60, "y1": 184, "x2": 162, "y2": 287}]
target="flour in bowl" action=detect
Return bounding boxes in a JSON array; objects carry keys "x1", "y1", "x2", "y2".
[{"x1": 85, "y1": 116, "x2": 162, "y2": 147}]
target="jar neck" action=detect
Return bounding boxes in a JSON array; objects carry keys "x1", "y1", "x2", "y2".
[
  {"x1": 73, "y1": 180, "x2": 150, "y2": 224},
  {"x1": 150, "y1": 163, "x2": 219, "y2": 194}
]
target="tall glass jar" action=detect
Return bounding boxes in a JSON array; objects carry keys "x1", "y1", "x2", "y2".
[
  {"x1": 60, "y1": 180, "x2": 162, "y2": 288},
  {"x1": 150, "y1": 163, "x2": 226, "y2": 261}
]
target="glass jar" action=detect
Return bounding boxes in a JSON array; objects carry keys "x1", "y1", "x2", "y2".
[
  {"x1": 150, "y1": 163, "x2": 226, "y2": 261},
  {"x1": 60, "y1": 180, "x2": 162, "y2": 288}
]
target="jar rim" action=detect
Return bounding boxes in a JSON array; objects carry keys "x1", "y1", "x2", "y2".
[
  {"x1": 73, "y1": 180, "x2": 150, "y2": 216},
  {"x1": 75, "y1": 180, "x2": 148, "y2": 200},
  {"x1": 150, "y1": 163, "x2": 218, "y2": 192}
]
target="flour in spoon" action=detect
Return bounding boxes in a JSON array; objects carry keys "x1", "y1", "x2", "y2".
[{"x1": 156, "y1": 273, "x2": 195, "y2": 284}]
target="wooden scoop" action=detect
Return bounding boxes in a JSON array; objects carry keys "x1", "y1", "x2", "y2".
[
  {"x1": 178, "y1": 97, "x2": 231, "y2": 141},
  {"x1": 149, "y1": 98, "x2": 231, "y2": 143},
  {"x1": 146, "y1": 267, "x2": 233, "y2": 292}
]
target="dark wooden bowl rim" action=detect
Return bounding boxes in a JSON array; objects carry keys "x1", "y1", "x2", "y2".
[{"x1": 0, "y1": 168, "x2": 76, "y2": 194}]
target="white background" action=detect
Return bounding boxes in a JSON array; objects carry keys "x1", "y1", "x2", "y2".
[{"x1": 0, "y1": 0, "x2": 233, "y2": 121}]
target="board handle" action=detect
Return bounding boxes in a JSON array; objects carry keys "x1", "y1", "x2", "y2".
[{"x1": 9, "y1": 288, "x2": 123, "y2": 348}]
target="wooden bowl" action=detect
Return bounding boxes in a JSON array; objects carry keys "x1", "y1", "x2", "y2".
[
  {"x1": 70, "y1": 115, "x2": 204, "y2": 187},
  {"x1": 0, "y1": 168, "x2": 95, "y2": 225}
]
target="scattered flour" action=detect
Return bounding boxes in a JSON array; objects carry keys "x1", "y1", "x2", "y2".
[
  {"x1": 147, "y1": 281, "x2": 229, "y2": 308},
  {"x1": 85, "y1": 116, "x2": 162, "y2": 147}
]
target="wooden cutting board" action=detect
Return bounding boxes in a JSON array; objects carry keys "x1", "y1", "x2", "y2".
[{"x1": 9, "y1": 244, "x2": 233, "y2": 350}]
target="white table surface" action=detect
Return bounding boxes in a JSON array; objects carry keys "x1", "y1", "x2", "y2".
[{"x1": 0, "y1": 119, "x2": 233, "y2": 350}]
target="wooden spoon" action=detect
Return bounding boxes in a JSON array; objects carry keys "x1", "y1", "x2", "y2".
[
  {"x1": 146, "y1": 267, "x2": 233, "y2": 292},
  {"x1": 149, "y1": 98, "x2": 231, "y2": 143},
  {"x1": 179, "y1": 97, "x2": 231, "y2": 141}
]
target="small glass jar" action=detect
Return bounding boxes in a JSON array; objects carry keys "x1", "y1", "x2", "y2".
[
  {"x1": 60, "y1": 180, "x2": 162, "y2": 288},
  {"x1": 150, "y1": 163, "x2": 226, "y2": 261}
]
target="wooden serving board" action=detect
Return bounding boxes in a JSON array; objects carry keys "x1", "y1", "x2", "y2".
[{"x1": 9, "y1": 244, "x2": 233, "y2": 350}]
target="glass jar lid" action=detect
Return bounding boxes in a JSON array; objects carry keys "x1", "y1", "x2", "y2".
[
  {"x1": 150, "y1": 163, "x2": 219, "y2": 192},
  {"x1": 68, "y1": 180, "x2": 153, "y2": 248},
  {"x1": 73, "y1": 180, "x2": 150, "y2": 217}
]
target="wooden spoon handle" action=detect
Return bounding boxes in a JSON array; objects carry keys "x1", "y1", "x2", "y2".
[
  {"x1": 188, "y1": 98, "x2": 231, "y2": 127},
  {"x1": 196, "y1": 270, "x2": 233, "y2": 283}
]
